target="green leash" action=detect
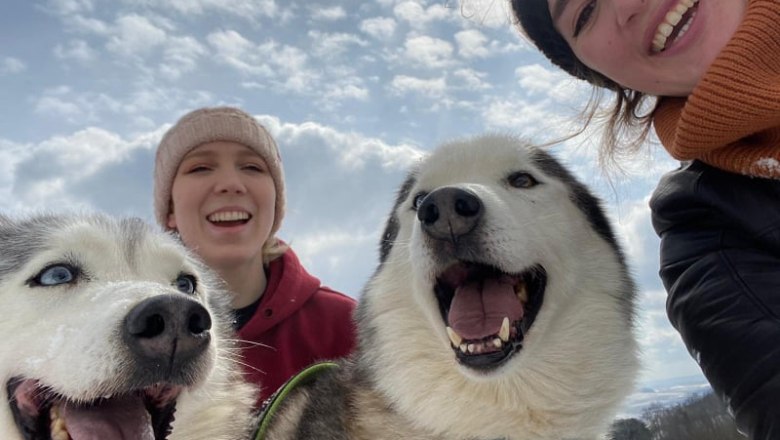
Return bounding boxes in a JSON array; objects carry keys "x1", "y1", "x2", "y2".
[{"x1": 254, "y1": 361, "x2": 339, "y2": 440}]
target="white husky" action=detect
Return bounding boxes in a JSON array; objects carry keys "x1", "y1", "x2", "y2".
[
  {"x1": 261, "y1": 135, "x2": 639, "y2": 439},
  {"x1": 0, "y1": 214, "x2": 256, "y2": 440}
]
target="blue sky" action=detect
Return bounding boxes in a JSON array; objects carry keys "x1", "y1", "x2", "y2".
[{"x1": 2, "y1": 0, "x2": 706, "y2": 391}]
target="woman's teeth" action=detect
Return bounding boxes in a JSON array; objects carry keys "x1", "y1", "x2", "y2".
[
  {"x1": 651, "y1": 0, "x2": 698, "y2": 53},
  {"x1": 208, "y1": 211, "x2": 249, "y2": 222}
]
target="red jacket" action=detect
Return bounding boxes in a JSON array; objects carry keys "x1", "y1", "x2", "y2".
[{"x1": 236, "y1": 248, "x2": 357, "y2": 403}]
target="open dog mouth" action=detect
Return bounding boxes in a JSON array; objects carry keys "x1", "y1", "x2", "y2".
[
  {"x1": 434, "y1": 263, "x2": 546, "y2": 371},
  {"x1": 7, "y1": 377, "x2": 181, "y2": 440}
]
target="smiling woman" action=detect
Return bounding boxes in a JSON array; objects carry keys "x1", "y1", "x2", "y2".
[
  {"x1": 512, "y1": 0, "x2": 780, "y2": 437},
  {"x1": 153, "y1": 106, "x2": 358, "y2": 404}
]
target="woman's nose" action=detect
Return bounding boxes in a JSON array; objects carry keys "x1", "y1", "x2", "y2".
[
  {"x1": 611, "y1": 0, "x2": 645, "y2": 27},
  {"x1": 213, "y1": 169, "x2": 247, "y2": 194}
]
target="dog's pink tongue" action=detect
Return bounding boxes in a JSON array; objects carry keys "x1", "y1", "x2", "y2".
[
  {"x1": 448, "y1": 276, "x2": 524, "y2": 340},
  {"x1": 62, "y1": 395, "x2": 154, "y2": 440}
]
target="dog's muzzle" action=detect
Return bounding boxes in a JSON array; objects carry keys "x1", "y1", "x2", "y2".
[
  {"x1": 7, "y1": 294, "x2": 213, "y2": 440},
  {"x1": 417, "y1": 186, "x2": 547, "y2": 371}
]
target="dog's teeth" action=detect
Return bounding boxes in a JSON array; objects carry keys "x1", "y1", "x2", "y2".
[
  {"x1": 50, "y1": 405, "x2": 70, "y2": 440},
  {"x1": 459, "y1": 343, "x2": 468, "y2": 353},
  {"x1": 467, "y1": 343, "x2": 476, "y2": 354},
  {"x1": 499, "y1": 317, "x2": 510, "y2": 342},
  {"x1": 516, "y1": 283, "x2": 528, "y2": 303},
  {"x1": 493, "y1": 338, "x2": 503, "y2": 348},
  {"x1": 446, "y1": 326, "x2": 463, "y2": 347}
]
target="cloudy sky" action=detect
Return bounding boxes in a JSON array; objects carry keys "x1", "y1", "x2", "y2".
[{"x1": 2, "y1": 0, "x2": 705, "y2": 389}]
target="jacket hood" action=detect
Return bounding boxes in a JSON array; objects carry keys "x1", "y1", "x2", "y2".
[{"x1": 241, "y1": 247, "x2": 321, "y2": 337}]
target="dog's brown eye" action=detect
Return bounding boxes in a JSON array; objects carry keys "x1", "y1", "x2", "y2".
[
  {"x1": 175, "y1": 274, "x2": 197, "y2": 295},
  {"x1": 508, "y1": 172, "x2": 538, "y2": 189}
]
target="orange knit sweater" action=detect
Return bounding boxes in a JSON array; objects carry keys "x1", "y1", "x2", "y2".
[{"x1": 652, "y1": 0, "x2": 780, "y2": 178}]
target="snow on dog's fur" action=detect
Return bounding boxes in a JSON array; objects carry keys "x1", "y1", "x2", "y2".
[
  {"x1": 262, "y1": 135, "x2": 639, "y2": 439},
  {"x1": 0, "y1": 214, "x2": 256, "y2": 440}
]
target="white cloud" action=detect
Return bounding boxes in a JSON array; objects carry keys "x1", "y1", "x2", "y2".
[
  {"x1": 389, "y1": 75, "x2": 448, "y2": 99},
  {"x1": 53, "y1": 39, "x2": 97, "y2": 62},
  {"x1": 393, "y1": 1, "x2": 453, "y2": 29},
  {"x1": 359, "y1": 17, "x2": 397, "y2": 40},
  {"x1": 63, "y1": 14, "x2": 110, "y2": 35},
  {"x1": 207, "y1": 30, "x2": 273, "y2": 76},
  {"x1": 106, "y1": 14, "x2": 167, "y2": 57},
  {"x1": 43, "y1": 0, "x2": 94, "y2": 15},
  {"x1": 515, "y1": 64, "x2": 578, "y2": 96},
  {"x1": 129, "y1": 0, "x2": 281, "y2": 20},
  {"x1": 1, "y1": 57, "x2": 26, "y2": 74},
  {"x1": 294, "y1": 229, "x2": 376, "y2": 270},
  {"x1": 34, "y1": 96, "x2": 84, "y2": 121},
  {"x1": 481, "y1": 97, "x2": 570, "y2": 138},
  {"x1": 208, "y1": 30, "x2": 325, "y2": 94},
  {"x1": 160, "y1": 36, "x2": 208, "y2": 80},
  {"x1": 612, "y1": 196, "x2": 656, "y2": 272},
  {"x1": 10, "y1": 127, "x2": 146, "y2": 207},
  {"x1": 402, "y1": 35, "x2": 455, "y2": 69},
  {"x1": 323, "y1": 82, "x2": 370, "y2": 102},
  {"x1": 455, "y1": 29, "x2": 490, "y2": 59},
  {"x1": 452, "y1": 68, "x2": 491, "y2": 90},
  {"x1": 207, "y1": 30, "x2": 322, "y2": 95},
  {"x1": 310, "y1": 6, "x2": 346, "y2": 21},
  {"x1": 308, "y1": 31, "x2": 367, "y2": 58},
  {"x1": 258, "y1": 115, "x2": 425, "y2": 171}
]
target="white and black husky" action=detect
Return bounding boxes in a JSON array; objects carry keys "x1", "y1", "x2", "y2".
[
  {"x1": 262, "y1": 135, "x2": 639, "y2": 440},
  {"x1": 0, "y1": 214, "x2": 257, "y2": 440}
]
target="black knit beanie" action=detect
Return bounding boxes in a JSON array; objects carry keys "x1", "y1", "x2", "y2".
[{"x1": 511, "y1": 0, "x2": 618, "y2": 90}]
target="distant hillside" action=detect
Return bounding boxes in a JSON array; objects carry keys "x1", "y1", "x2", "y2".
[
  {"x1": 610, "y1": 392, "x2": 744, "y2": 439},
  {"x1": 619, "y1": 374, "x2": 712, "y2": 419}
]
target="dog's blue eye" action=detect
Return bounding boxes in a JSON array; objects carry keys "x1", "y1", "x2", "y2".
[
  {"x1": 175, "y1": 274, "x2": 197, "y2": 294},
  {"x1": 32, "y1": 264, "x2": 77, "y2": 286},
  {"x1": 508, "y1": 172, "x2": 538, "y2": 189}
]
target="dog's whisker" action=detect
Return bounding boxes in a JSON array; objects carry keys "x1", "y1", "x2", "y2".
[
  {"x1": 223, "y1": 358, "x2": 266, "y2": 375},
  {"x1": 230, "y1": 339, "x2": 277, "y2": 351}
]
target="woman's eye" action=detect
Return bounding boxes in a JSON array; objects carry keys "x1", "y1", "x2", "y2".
[
  {"x1": 186, "y1": 165, "x2": 210, "y2": 174},
  {"x1": 243, "y1": 164, "x2": 265, "y2": 172},
  {"x1": 574, "y1": 0, "x2": 596, "y2": 37},
  {"x1": 31, "y1": 264, "x2": 78, "y2": 286},
  {"x1": 174, "y1": 274, "x2": 197, "y2": 295}
]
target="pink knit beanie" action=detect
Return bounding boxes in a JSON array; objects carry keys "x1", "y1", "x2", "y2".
[{"x1": 154, "y1": 106, "x2": 285, "y2": 235}]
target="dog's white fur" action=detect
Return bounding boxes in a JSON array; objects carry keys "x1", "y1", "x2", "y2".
[
  {"x1": 265, "y1": 135, "x2": 639, "y2": 439},
  {"x1": 364, "y1": 136, "x2": 639, "y2": 438},
  {"x1": 0, "y1": 214, "x2": 256, "y2": 440}
]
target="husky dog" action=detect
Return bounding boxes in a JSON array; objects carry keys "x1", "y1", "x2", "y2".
[
  {"x1": 0, "y1": 214, "x2": 257, "y2": 440},
  {"x1": 263, "y1": 135, "x2": 639, "y2": 440}
]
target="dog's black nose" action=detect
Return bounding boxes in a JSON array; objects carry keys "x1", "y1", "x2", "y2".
[
  {"x1": 418, "y1": 187, "x2": 482, "y2": 241},
  {"x1": 124, "y1": 294, "x2": 212, "y2": 372}
]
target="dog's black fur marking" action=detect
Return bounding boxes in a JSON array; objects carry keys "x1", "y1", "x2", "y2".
[
  {"x1": 289, "y1": 362, "x2": 356, "y2": 439},
  {"x1": 531, "y1": 149, "x2": 637, "y2": 319},
  {"x1": 378, "y1": 174, "x2": 417, "y2": 265}
]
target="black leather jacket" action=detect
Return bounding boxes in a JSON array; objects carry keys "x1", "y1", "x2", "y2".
[{"x1": 650, "y1": 160, "x2": 780, "y2": 439}]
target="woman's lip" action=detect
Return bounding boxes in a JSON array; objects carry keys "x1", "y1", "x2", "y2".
[
  {"x1": 653, "y1": 1, "x2": 701, "y2": 57},
  {"x1": 644, "y1": 0, "x2": 689, "y2": 55}
]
